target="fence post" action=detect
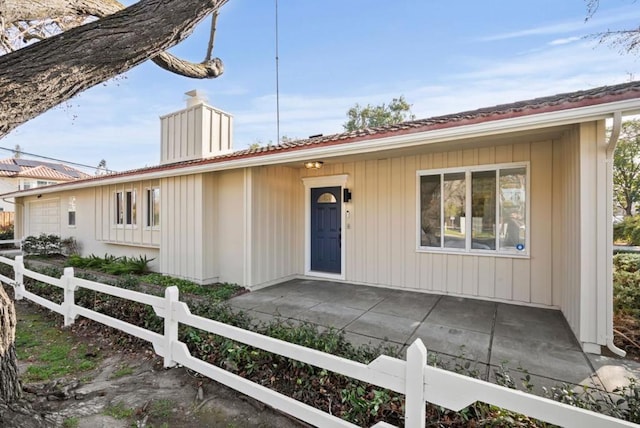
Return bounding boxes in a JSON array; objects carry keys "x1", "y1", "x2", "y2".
[
  {"x1": 62, "y1": 267, "x2": 76, "y2": 327},
  {"x1": 13, "y1": 255, "x2": 25, "y2": 300},
  {"x1": 405, "y1": 339, "x2": 427, "y2": 428},
  {"x1": 163, "y1": 286, "x2": 179, "y2": 368}
]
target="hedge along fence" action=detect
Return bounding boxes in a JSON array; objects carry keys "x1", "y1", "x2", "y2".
[{"x1": 1, "y1": 255, "x2": 637, "y2": 428}]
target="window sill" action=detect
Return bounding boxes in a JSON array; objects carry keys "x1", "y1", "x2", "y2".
[{"x1": 416, "y1": 247, "x2": 530, "y2": 259}]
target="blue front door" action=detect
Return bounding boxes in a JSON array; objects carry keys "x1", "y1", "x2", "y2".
[{"x1": 311, "y1": 187, "x2": 341, "y2": 274}]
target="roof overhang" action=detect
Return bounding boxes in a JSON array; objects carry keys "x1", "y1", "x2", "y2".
[{"x1": 5, "y1": 97, "x2": 640, "y2": 199}]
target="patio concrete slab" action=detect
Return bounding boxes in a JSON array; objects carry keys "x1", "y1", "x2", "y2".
[
  {"x1": 370, "y1": 291, "x2": 440, "y2": 321},
  {"x1": 490, "y1": 335, "x2": 593, "y2": 384},
  {"x1": 251, "y1": 295, "x2": 322, "y2": 318},
  {"x1": 426, "y1": 296, "x2": 496, "y2": 334},
  {"x1": 345, "y1": 311, "x2": 419, "y2": 344},
  {"x1": 228, "y1": 292, "x2": 281, "y2": 310},
  {"x1": 588, "y1": 354, "x2": 640, "y2": 392},
  {"x1": 292, "y1": 303, "x2": 364, "y2": 329},
  {"x1": 409, "y1": 321, "x2": 491, "y2": 363},
  {"x1": 229, "y1": 278, "x2": 640, "y2": 395},
  {"x1": 342, "y1": 332, "x2": 402, "y2": 355},
  {"x1": 494, "y1": 304, "x2": 579, "y2": 349}
]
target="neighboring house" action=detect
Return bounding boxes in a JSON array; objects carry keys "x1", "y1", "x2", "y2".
[
  {"x1": 0, "y1": 158, "x2": 90, "y2": 213},
  {"x1": 4, "y1": 83, "x2": 640, "y2": 355}
]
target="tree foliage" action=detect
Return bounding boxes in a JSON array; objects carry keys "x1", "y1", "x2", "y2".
[
  {"x1": 343, "y1": 96, "x2": 415, "y2": 132},
  {"x1": 614, "y1": 120, "x2": 640, "y2": 216}
]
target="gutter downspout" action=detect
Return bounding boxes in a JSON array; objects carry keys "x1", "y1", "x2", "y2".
[{"x1": 605, "y1": 111, "x2": 626, "y2": 357}]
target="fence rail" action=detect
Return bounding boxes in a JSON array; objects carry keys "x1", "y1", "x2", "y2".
[{"x1": 2, "y1": 255, "x2": 636, "y2": 428}]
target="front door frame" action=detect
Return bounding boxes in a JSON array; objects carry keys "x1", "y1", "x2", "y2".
[{"x1": 302, "y1": 174, "x2": 348, "y2": 280}]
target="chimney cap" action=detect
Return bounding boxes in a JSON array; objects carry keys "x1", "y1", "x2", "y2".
[{"x1": 185, "y1": 89, "x2": 207, "y2": 107}]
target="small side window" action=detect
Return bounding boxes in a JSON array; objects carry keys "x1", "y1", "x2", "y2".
[
  {"x1": 68, "y1": 196, "x2": 76, "y2": 227},
  {"x1": 317, "y1": 193, "x2": 337, "y2": 203}
]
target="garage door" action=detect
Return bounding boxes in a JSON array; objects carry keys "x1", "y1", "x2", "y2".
[{"x1": 28, "y1": 199, "x2": 60, "y2": 236}]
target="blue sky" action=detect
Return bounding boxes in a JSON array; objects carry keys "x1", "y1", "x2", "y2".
[{"x1": 3, "y1": 0, "x2": 640, "y2": 172}]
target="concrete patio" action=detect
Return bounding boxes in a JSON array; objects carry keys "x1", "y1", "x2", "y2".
[{"x1": 229, "y1": 279, "x2": 640, "y2": 394}]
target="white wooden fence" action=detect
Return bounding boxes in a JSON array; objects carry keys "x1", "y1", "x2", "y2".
[{"x1": 1, "y1": 254, "x2": 636, "y2": 428}]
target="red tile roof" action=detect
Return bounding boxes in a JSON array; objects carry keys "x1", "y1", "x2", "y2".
[
  {"x1": 0, "y1": 158, "x2": 90, "y2": 181},
  {"x1": 7, "y1": 80, "x2": 640, "y2": 192}
]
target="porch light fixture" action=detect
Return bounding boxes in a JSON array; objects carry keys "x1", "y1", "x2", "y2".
[{"x1": 304, "y1": 161, "x2": 324, "y2": 169}]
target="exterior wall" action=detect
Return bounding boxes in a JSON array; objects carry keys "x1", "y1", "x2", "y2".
[
  {"x1": 17, "y1": 187, "x2": 160, "y2": 269},
  {"x1": 552, "y1": 127, "x2": 581, "y2": 339},
  {"x1": 94, "y1": 180, "x2": 160, "y2": 247},
  {"x1": 249, "y1": 166, "x2": 302, "y2": 288},
  {"x1": 159, "y1": 174, "x2": 218, "y2": 284},
  {"x1": 0, "y1": 178, "x2": 18, "y2": 211},
  {"x1": 217, "y1": 169, "x2": 247, "y2": 285},
  {"x1": 298, "y1": 140, "x2": 554, "y2": 306}
]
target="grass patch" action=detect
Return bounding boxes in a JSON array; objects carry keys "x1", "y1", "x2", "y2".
[
  {"x1": 103, "y1": 401, "x2": 134, "y2": 419},
  {"x1": 62, "y1": 417, "x2": 79, "y2": 428},
  {"x1": 149, "y1": 399, "x2": 173, "y2": 419},
  {"x1": 109, "y1": 364, "x2": 134, "y2": 379},
  {"x1": 15, "y1": 309, "x2": 99, "y2": 383}
]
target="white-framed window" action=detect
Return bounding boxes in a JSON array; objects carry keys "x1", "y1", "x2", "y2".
[
  {"x1": 417, "y1": 162, "x2": 529, "y2": 255},
  {"x1": 146, "y1": 187, "x2": 160, "y2": 228},
  {"x1": 115, "y1": 190, "x2": 136, "y2": 226},
  {"x1": 68, "y1": 196, "x2": 76, "y2": 227}
]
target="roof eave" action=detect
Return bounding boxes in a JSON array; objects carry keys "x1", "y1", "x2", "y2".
[{"x1": 5, "y1": 97, "x2": 639, "y2": 199}]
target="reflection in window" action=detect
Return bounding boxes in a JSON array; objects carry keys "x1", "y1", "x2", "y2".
[
  {"x1": 317, "y1": 193, "x2": 337, "y2": 203},
  {"x1": 420, "y1": 175, "x2": 441, "y2": 247},
  {"x1": 418, "y1": 163, "x2": 527, "y2": 253},
  {"x1": 146, "y1": 188, "x2": 160, "y2": 228},
  {"x1": 471, "y1": 171, "x2": 496, "y2": 250},
  {"x1": 500, "y1": 168, "x2": 526, "y2": 251},
  {"x1": 444, "y1": 173, "x2": 465, "y2": 249}
]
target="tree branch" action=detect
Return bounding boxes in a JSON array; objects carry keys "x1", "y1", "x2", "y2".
[
  {"x1": 2, "y1": 0, "x2": 226, "y2": 79},
  {"x1": 0, "y1": 0, "x2": 227, "y2": 138}
]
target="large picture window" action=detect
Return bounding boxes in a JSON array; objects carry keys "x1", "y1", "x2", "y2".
[
  {"x1": 115, "y1": 190, "x2": 136, "y2": 226},
  {"x1": 418, "y1": 163, "x2": 528, "y2": 254}
]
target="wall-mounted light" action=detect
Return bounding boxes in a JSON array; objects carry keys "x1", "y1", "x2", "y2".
[
  {"x1": 343, "y1": 188, "x2": 352, "y2": 203},
  {"x1": 304, "y1": 161, "x2": 324, "y2": 169},
  {"x1": 37, "y1": 194, "x2": 42, "y2": 199}
]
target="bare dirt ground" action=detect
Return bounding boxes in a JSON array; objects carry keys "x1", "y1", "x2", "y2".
[{"x1": 7, "y1": 300, "x2": 307, "y2": 428}]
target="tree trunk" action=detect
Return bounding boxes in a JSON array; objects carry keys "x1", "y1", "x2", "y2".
[
  {"x1": 0, "y1": 286, "x2": 20, "y2": 403},
  {"x1": 0, "y1": 0, "x2": 226, "y2": 139}
]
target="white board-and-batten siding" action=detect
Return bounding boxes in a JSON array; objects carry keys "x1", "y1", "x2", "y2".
[{"x1": 296, "y1": 139, "x2": 555, "y2": 308}]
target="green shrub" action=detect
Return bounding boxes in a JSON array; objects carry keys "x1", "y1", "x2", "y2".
[
  {"x1": 613, "y1": 253, "x2": 640, "y2": 321},
  {"x1": 614, "y1": 215, "x2": 640, "y2": 245},
  {"x1": 66, "y1": 254, "x2": 153, "y2": 275},
  {"x1": 0, "y1": 224, "x2": 14, "y2": 241},
  {"x1": 140, "y1": 273, "x2": 242, "y2": 300}
]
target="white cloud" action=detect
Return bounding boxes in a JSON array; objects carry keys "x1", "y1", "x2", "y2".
[
  {"x1": 549, "y1": 36, "x2": 582, "y2": 46},
  {"x1": 480, "y1": 6, "x2": 640, "y2": 42}
]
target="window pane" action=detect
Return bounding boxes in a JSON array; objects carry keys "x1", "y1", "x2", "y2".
[
  {"x1": 68, "y1": 196, "x2": 76, "y2": 226},
  {"x1": 420, "y1": 175, "x2": 441, "y2": 247},
  {"x1": 471, "y1": 171, "x2": 496, "y2": 250},
  {"x1": 68, "y1": 211, "x2": 76, "y2": 226},
  {"x1": 152, "y1": 188, "x2": 160, "y2": 226},
  {"x1": 317, "y1": 192, "x2": 337, "y2": 203},
  {"x1": 500, "y1": 168, "x2": 526, "y2": 251},
  {"x1": 443, "y1": 172, "x2": 466, "y2": 249},
  {"x1": 116, "y1": 192, "x2": 123, "y2": 225}
]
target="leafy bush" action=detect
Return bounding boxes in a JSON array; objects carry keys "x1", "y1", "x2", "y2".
[
  {"x1": 0, "y1": 224, "x2": 14, "y2": 241},
  {"x1": 22, "y1": 234, "x2": 78, "y2": 256},
  {"x1": 140, "y1": 273, "x2": 243, "y2": 300},
  {"x1": 613, "y1": 253, "x2": 640, "y2": 321},
  {"x1": 67, "y1": 254, "x2": 153, "y2": 275},
  {"x1": 614, "y1": 215, "x2": 640, "y2": 245}
]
